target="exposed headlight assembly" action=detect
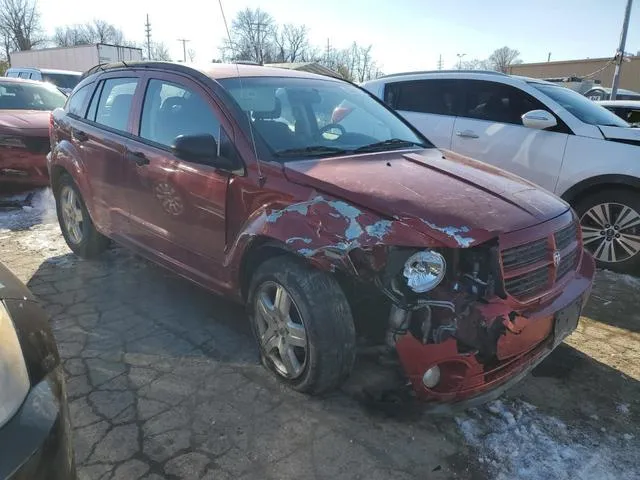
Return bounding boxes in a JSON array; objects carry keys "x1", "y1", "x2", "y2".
[
  {"x1": 403, "y1": 250, "x2": 446, "y2": 293},
  {"x1": 0, "y1": 300, "x2": 30, "y2": 428}
]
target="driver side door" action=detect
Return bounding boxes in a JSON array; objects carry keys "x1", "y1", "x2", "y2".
[{"x1": 451, "y1": 80, "x2": 569, "y2": 192}]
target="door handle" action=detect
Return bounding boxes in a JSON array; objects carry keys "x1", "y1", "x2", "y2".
[
  {"x1": 72, "y1": 129, "x2": 88, "y2": 142},
  {"x1": 455, "y1": 130, "x2": 479, "y2": 139},
  {"x1": 128, "y1": 150, "x2": 150, "y2": 166}
]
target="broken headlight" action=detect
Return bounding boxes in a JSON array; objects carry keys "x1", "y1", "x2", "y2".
[{"x1": 403, "y1": 250, "x2": 446, "y2": 293}]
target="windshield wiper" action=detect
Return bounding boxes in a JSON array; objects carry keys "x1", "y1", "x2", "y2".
[
  {"x1": 353, "y1": 138, "x2": 425, "y2": 153},
  {"x1": 273, "y1": 145, "x2": 350, "y2": 158}
]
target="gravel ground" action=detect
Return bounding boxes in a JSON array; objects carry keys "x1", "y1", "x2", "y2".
[{"x1": 1, "y1": 188, "x2": 638, "y2": 480}]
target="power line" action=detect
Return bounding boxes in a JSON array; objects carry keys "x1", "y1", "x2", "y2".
[
  {"x1": 177, "y1": 38, "x2": 190, "y2": 63},
  {"x1": 144, "y1": 14, "x2": 152, "y2": 60}
]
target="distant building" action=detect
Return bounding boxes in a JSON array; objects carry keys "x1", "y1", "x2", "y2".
[
  {"x1": 265, "y1": 62, "x2": 341, "y2": 79},
  {"x1": 509, "y1": 56, "x2": 640, "y2": 92}
]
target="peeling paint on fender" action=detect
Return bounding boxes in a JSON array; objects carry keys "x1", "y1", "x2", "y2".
[{"x1": 421, "y1": 220, "x2": 475, "y2": 248}]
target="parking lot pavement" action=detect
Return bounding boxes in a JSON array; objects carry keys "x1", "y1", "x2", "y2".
[{"x1": 1, "y1": 188, "x2": 639, "y2": 480}]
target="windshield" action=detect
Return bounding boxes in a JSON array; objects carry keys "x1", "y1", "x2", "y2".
[
  {"x1": 218, "y1": 76, "x2": 429, "y2": 160},
  {"x1": 41, "y1": 73, "x2": 81, "y2": 90},
  {"x1": 0, "y1": 80, "x2": 67, "y2": 111},
  {"x1": 532, "y1": 83, "x2": 629, "y2": 128}
]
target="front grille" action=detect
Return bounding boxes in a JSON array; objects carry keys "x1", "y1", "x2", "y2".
[
  {"x1": 501, "y1": 219, "x2": 581, "y2": 301},
  {"x1": 501, "y1": 238, "x2": 548, "y2": 270},
  {"x1": 554, "y1": 221, "x2": 578, "y2": 251},
  {"x1": 557, "y1": 248, "x2": 579, "y2": 279},
  {"x1": 504, "y1": 266, "x2": 550, "y2": 298}
]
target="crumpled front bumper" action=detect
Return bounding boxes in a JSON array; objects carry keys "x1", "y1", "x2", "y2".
[
  {"x1": 0, "y1": 148, "x2": 49, "y2": 187},
  {"x1": 395, "y1": 250, "x2": 595, "y2": 410},
  {"x1": 0, "y1": 367, "x2": 76, "y2": 480}
]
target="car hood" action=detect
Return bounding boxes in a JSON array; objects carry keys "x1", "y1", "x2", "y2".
[
  {"x1": 283, "y1": 148, "x2": 569, "y2": 247},
  {"x1": 0, "y1": 110, "x2": 50, "y2": 134},
  {"x1": 598, "y1": 125, "x2": 640, "y2": 145},
  {"x1": 0, "y1": 262, "x2": 34, "y2": 301}
]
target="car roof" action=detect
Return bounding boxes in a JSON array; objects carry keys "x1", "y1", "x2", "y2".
[
  {"x1": 597, "y1": 100, "x2": 640, "y2": 108},
  {"x1": 83, "y1": 61, "x2": 342, "y2": 83},
  {"x1": 362, "y1": 70, "x2": 557, "y2": 87},
  {"x1": 586, "y1": 86, "x2": 640, "y2": 95},
  {"x1": 7, "y1": 67, "x2": 81, "y2": 75},
  {"x1": 0, "y1": 76, "x2": 52, "y2": 87}
]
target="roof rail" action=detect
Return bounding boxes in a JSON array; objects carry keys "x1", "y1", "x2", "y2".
[{"x1": 378, "y1": 69, "x2": 507, "y2": 80}]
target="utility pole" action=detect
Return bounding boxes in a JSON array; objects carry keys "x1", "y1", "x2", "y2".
[
  {"x1": 177, "y1": 38, "x2": 190, "y2": 63},
  {"x1": 547, "y1": 52, "x2": 551, "y2": 62},
  {"x1": 437, "y1": 54, "x2": 443, "y2": 70},
  {"x1": 611, "y1": 0, "x2": 633, "y2": 100},
  {"x1": 326, "y1": 38, "x2": 331, "y2": 65},
  {"x1": 145, "y1": 14, "x2": 152, "y2": 60},
  {"x1": 456, "y1": 53, "x2": 466, "y2": 69}
]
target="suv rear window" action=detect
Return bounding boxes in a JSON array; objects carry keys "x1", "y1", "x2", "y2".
[
  {"x1": 41, "y1": 73, "x2": 81, "y2": 90},
  {"x1": 91, "y1": 78, "x2": 138, "y2": 132},
  {"x1": 385, "y1": 79, "x2": 458, "y2": 116}
]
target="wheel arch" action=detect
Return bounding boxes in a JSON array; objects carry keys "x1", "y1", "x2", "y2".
[
  {"x1": 560, "y1": 174, "x2": 640, "y2": 206},
  {"x1": 239, "y1": 236, "x2": 292, "y2": 301}
]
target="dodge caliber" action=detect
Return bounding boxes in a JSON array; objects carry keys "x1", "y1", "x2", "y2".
[{"x1": 48, "y1": 62, "x2": 595, "y2": 407}]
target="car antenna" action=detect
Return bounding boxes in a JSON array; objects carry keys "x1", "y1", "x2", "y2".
[{"x1": 218, "y1": 0, "x2": 265, "y2": 187}]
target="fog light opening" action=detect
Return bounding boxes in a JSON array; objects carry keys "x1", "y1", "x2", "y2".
[{"x1": 422, "y1": 366, "x2": 441, "y2": 388}]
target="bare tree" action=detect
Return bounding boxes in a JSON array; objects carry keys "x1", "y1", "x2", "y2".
[
  {"x1": 274, "y1": 24, "x2": 309, "y2": 62},
  {"x1": 221, "y1": 8, "x2": 276, "y2": 64},
  {"x1": 53, "y1": 20, "x2": 126, "y2": 47},
  {"x1": 187, "y1": 48, "x2": 196, "y2": 62},
  {"x1": 89, "y1": 19, "x2": 124, "y2": 45},
  {"x1": 151, "y1": 41, "x2": 171, "y2": 61},
  {"x1": 488, "y1": 46, "x2": 521, "y2": 73},
  {"x1": 0, "y1": 0, "x2": 44, "y2": 51},
  {"x1": 459, "y1": 58, "x2": 492, "y2": 70},
  {"x1": 53, "y1": 24, "x2": 91, "y2": 47},
  {"x1": 320, "y1": 41, "x2": 381, "y2": 81}
]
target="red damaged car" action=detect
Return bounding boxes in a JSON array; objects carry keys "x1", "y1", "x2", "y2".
[
  {"x1": 0, "y1": 77, "x2": 66, "y2": 187},
  {"x1": 48, "y1": 62, "x2": 594, "y2": 408}
]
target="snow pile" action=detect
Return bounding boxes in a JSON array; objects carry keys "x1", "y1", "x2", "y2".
[
  {"x1": 0, "y1": 188, "x2": 71, "y2": 259},
  {"x1": 599, "y1": 269, "x2": 640, "y2": 290},
  {"x1": 456, "y1": 398, "x2": 639, "y2": 480}
]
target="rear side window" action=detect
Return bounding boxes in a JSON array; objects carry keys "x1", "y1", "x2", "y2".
[
  {"x1": 6, "y1": 71, "x2": 19, "y2": 78},
  {"x1": 139, "y1": 79, "x2": 221, "y2": 148},
  {"x1": 18, "y1": 72, "x2": 30, "y2": 79},
  {"x1": 41, "y1": 73, "x2": 80, "y2": 90},
  {"x1": 66, "y1": 84, "x2": 93, "y2": 117},
  {"x1": 384, "y1": 79, "x2": 459, "y2": 116},
  {"x1": 93, "y1": 78, "x2": 138, "y2": 132},
  {"x1": 460, "y1": 80, "x2": 545, "y2": 125}
]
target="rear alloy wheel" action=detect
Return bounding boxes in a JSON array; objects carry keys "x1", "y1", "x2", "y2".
[
  {"x1": 248, "y1": 256, "x2": 356, "y2": 394},
  {"x1": 576, "y1": 189, "x2": 640, "y2": 273},
  {"x1": 55, "y1": 174, "x2": 110, "y2": 259}
]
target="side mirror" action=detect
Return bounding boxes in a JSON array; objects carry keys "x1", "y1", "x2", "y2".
[
  {"x1": 521, "y1": 110, "x2": 557, "y2": 130},
  {"x1": 171, "y1": 134, "x2": 220, "y2": 166}
]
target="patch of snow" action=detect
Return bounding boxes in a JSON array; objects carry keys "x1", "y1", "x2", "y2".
[
  {"x1": 456, "y1": 398, "x2": 640, "y2": 480},
  {"x1": 599, "y1": 269, "x2": 640, "y2": 289},
  {"x1": 616, "y1": 403, "x2": 630, "y2": 415}
]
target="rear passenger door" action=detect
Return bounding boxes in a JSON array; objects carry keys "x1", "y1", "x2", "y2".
[
  {"x1": 123, "y1": 73, "x2": 240, "y2": 287},
  {"x1": 75, "y1": 75, "x2": 142, "y2": 236},
  {"x1": 451, "y1": 80, "x2": 569, "y2": 192},
  {"x1": 384, "y1": 79, "x2": 459, "y2": 149}
]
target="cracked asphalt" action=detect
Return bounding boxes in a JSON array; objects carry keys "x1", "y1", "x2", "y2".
[{"x1": 1, "y1": 188, "x2": 639, "y2": 480}]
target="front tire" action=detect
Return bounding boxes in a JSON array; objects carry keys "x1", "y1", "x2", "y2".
[
  {"x1": 248, "y1": 256, "x2": 356, "y2": 394},
  {"x1": 55, "y1": 174, "x2": 110, "y2": 259},
  {"x1": 575, "y1": 188, "x2": 640, "y2": 273}
]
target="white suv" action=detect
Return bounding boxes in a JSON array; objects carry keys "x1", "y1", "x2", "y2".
[{"x1": 362, "y1": 71, "x2": 640, "y2": 273}]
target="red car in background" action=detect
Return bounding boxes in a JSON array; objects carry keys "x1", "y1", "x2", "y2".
[{"x1": 0, "y1": 77, "x2": 66, "y2": 188}]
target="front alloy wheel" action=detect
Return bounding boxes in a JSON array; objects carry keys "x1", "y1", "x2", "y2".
[
  {"x1": 254, "y1": 281, "x2": 308, "y2": 379},
  {"x1": 580, "y1": 202, "x2": 640, "y2": 264}
]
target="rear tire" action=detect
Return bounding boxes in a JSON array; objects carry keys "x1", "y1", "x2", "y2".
[
  {"x1": 574, "y1": 188, "x2": 640, "y2": 274},
  {"x1": 55, "y1": 174, "x2": 110, "y2": 259},
  {"x1": 248, "y1": 256, "x2": 356, "y2": 394}
]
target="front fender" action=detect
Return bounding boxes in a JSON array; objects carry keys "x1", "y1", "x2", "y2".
[{"x1": 225, "y1": 194, "x2": 447, "y2": 289}]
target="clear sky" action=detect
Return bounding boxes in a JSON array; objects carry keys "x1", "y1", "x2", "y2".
[{"x1": 37, "y1": 0, "x2": 640, "y2": 74}]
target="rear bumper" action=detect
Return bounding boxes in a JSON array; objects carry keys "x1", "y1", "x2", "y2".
[
  {"x1": 396, "y1": 250, "x2": 595, "y2": 409},
  {"x1": 0, "y1": 367, "x2": 76, "y2": 480}
]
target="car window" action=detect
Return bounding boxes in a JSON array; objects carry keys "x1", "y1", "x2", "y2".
[
  {"x1": 140, "y1": 79, "x2": 222, "y2": 149},
  {"x1": 66, "y1": 83, "x2": 93, "y2": 117},
  {"x1": 94, "y1": 78, "x2": 138, "y2": 132},
  {"x1": 384, "y1": 79, "x2": 458, "y2": 116},
  {"x1": 532, "y1": 83, "x2": 629, "y2": 127},
  {"x1": 218, "y1": 76, "x2": 428, "y2": 161},
  {"x1": 0, "y1": 80, "x2": 66, "y2": 110},
  {"x1": 41, "y1": 73, "x2": 80, "y2": 90},
  {"x1": 461, "y1": 80, "x2": 545, "y2": 125},
  {"x1": 6, "y1": 71, "x2": 19, "y2": 78},
  {"x1": 18, "y1": 72, "x2": 30, "y2": 79}
]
